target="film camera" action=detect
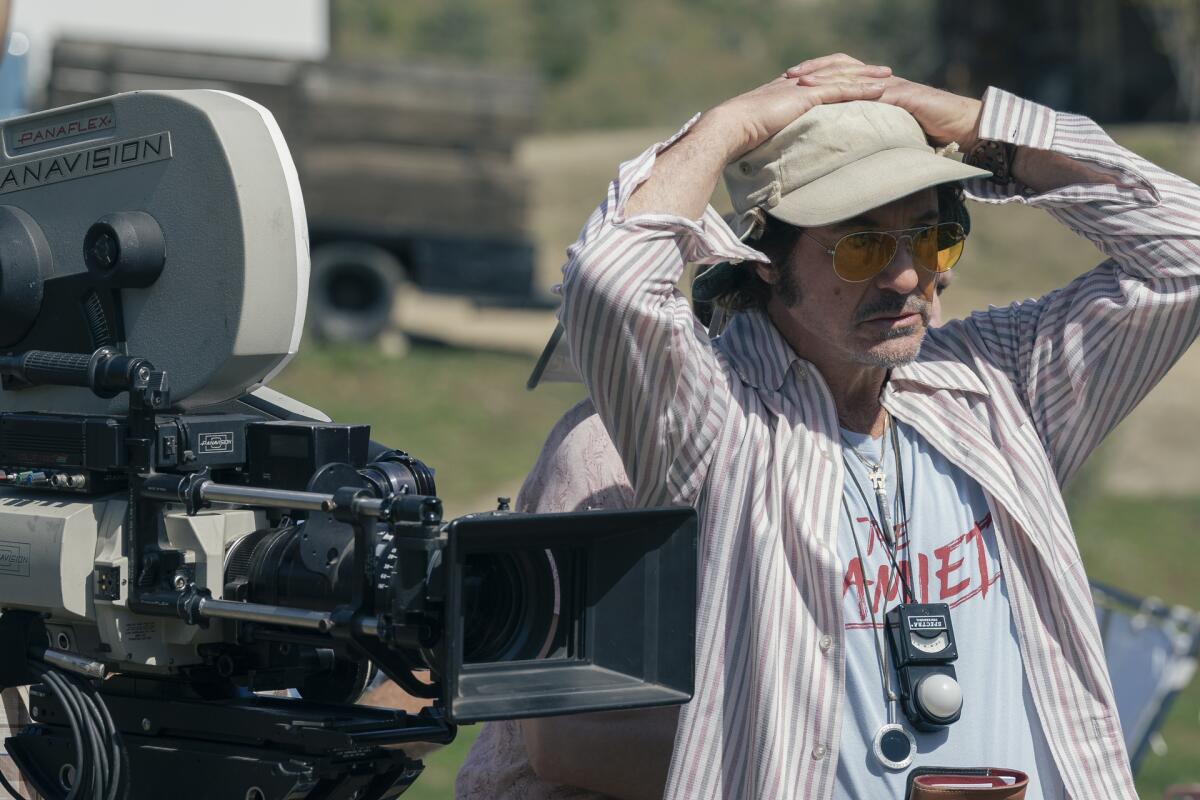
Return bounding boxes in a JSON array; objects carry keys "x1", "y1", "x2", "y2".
[{"x1": 0, "y1": 91, "x2": 697, "y2": 800}]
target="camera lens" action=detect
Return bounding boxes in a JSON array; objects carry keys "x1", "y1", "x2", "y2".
[{"x1": 460, "y1": 549, "x2": 560, "y2": 664}]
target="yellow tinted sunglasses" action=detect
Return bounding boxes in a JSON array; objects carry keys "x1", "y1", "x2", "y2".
[{"x1": 804, "y1": 222, "x2": 967, "y2": 283}]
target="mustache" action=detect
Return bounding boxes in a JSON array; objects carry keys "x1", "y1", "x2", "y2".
[{"x1": 854, "y1": 291, "x2": 930, "y2": 325}]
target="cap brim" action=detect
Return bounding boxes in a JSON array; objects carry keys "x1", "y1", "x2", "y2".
[
  {"x1": 526, "y1": 323, "x2": 581, "y2": 389},
  {"x1": 768, "y1": 147, "x2": 990, "y2": 228}
]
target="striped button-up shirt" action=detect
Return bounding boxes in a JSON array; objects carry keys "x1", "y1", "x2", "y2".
[{"x1": 558, "y1": 87, "x2": 1200, "y2": 800}]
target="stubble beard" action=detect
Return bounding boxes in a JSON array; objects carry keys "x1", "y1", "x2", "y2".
[
  {"x1": 849, "y1": 328, "x2": 926, "y2": 369},
  {"x1": 849, "y1": 287, "x2": 931, "y2": 368},
  {"x1": 776, "y1": 268, "x2": 928, "y2": 369}
]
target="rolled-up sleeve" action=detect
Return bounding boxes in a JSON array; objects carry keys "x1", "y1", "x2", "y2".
[
  {"x1": 964, "y1": 87, "x2": 1200, "y2": 485},
  {"x1": 558, "y1": 119, "x2": 763, "y2": 507}
]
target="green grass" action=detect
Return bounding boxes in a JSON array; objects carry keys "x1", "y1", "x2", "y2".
[
  {"x1": 1063, "y1": 452, "x2": 1200, "y2": 799},
  {"x1": 1068, "y1": 492, "x2": 1200, "y2": 800},
  {"x1": 269, "y1": 339, "x2": 1199, "y2": 798}
]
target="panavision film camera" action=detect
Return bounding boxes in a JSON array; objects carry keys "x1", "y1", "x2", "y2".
[{"x1": 0, "y1": 91, "x2": 697, "y2": 800}]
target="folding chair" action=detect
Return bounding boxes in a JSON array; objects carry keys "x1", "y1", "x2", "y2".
[{"x1": 1092, "y1": 580, "x2": 1200, "y2": 773}]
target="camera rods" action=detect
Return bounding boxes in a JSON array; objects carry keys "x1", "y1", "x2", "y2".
[
  {"x1": 140, "y1": 472, "x2": 443, "y2": 525},
  {"x1": 136, "y1": 473, "x2": 442, "y2": 636}
]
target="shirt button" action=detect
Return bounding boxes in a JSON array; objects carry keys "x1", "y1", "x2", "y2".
[
  {"x1": 819, "y1": 635, "x2": 833, "y2": 652},
  {"x1": 812, "y1": 744, "x2": 827, "y2": 760}
]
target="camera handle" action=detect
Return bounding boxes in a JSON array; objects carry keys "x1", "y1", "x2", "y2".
[{"x1": 0, "y1": 347, "x2": 167, "y2": 405}]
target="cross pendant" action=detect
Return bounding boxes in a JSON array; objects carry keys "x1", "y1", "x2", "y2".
[{"x1": 867, "y1": 467, "x2": 887, "y2": 494}]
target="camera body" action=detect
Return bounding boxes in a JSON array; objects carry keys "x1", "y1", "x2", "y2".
[{"x1": 0, "y1": 91, "x2": 697, "y2": 800}]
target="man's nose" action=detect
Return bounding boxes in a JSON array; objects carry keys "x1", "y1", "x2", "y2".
[{"x1": 874, "y1": 237, "x2": 922, "y2": 295}]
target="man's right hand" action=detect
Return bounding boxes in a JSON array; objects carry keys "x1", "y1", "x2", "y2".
[{"x1": 626, "y1": 54, "x2": 890, "y2": 220}]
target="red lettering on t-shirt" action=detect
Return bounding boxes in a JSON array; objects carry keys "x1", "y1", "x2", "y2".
[
  {"x1": 967, "y1": 520, "x2": 991, "y2": 600},
  {"x1": 872, "y1": 563, "x2": 903, "y2": 614},
  {"x1": 918, "y1": 552, "x2": 930, "y2": 603},
  {"x1": 842, "y1": 513, "x2": 1001, "y2": 627},
  {"x1": 934, "y1": 535, "x2": 970, "y2": 599},
  {"x1": 843, "y1": 557, "x2": 870, "y2": 621}
]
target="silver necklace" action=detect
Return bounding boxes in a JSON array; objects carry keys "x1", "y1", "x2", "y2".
[{"x1": 840, "y1": 415, "x2": 896, "y2": 546}]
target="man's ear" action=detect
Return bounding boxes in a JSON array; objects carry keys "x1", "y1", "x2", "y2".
[{"x1": 751, "y1": 260, "x2": 776, "y2": 285}]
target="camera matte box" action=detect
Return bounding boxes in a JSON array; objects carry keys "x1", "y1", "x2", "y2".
[{"x1": 442, "y1": 506, "x2": 697, "y2": 723}]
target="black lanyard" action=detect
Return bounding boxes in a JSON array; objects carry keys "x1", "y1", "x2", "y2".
[{"x1": 841, "y1": 416, "x2": 916, "y2": 605}]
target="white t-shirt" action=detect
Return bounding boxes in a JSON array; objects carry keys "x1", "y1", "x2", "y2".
[{"x1": 834, "y1": 420, "x2": 1065, "y2": 800}]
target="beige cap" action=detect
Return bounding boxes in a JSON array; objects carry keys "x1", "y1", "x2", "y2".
[{"x1": 723, "y1": 100, "x2": 989, "y2": 231}]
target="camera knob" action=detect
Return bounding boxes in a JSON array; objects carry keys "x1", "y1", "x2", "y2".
[
  {"x1": 83, "y1": 211, "x2": 165, "y2": 288},
  {"x1": 915, "y1": 673, "x2": 963, "y2": 723},
  {"x1": 0, "y1": 205, "x2": 52, "y2": 347}
]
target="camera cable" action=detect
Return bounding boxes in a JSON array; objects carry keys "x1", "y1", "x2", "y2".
[{"x1": 0, "y1": 662, "x2": 128, "y2": 800}]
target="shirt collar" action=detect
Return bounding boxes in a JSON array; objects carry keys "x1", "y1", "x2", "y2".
[
  {"x1": 717, "y1": 311, "x2": 990, "y2": 397},
  {"x1": 889, "y1": 327, "x2": 990, "y2": 397},
  {"x1": 716, "y1": 309, "x2": 805, "y2": 392}
]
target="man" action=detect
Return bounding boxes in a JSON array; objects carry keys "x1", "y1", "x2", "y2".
[
  {"x1": 534, "y1": 52, "x2": 1200, "y2": 800},
  {"x1": 457, "y1": 275, "x2": 954, "y2": 800}
]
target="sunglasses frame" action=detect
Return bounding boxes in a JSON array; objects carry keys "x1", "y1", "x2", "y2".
[{"x1": 803, "y1": 222, "x2": 967, "y2": 284}]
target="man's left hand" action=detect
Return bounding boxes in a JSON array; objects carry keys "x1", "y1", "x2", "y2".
[{"x1": 785, "y1": 60, "x2": 983, "y2": 151}]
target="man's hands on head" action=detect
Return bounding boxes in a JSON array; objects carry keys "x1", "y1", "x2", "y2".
[
  {"x1": 624, "y1": 53, "x2": 985, "y2": 221},
  {"x1": 786, "y1": 57, "x2": 984, "y2": 151},
  {"x1": 711, "y1": 52, "x2": 984, "y2": 161},
  {"x1": 625, "y1": 54, "x2": 890, "y2": 220},
  {"x1": 790, "y1": 61, "x2": 1109, "y2": 192},
  {"x1": 789, "y1": 60, "x2": 1110, "y2": 197},
  {"x1": 707, "y1": 53, "x2": 892, "y2": 162}
]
